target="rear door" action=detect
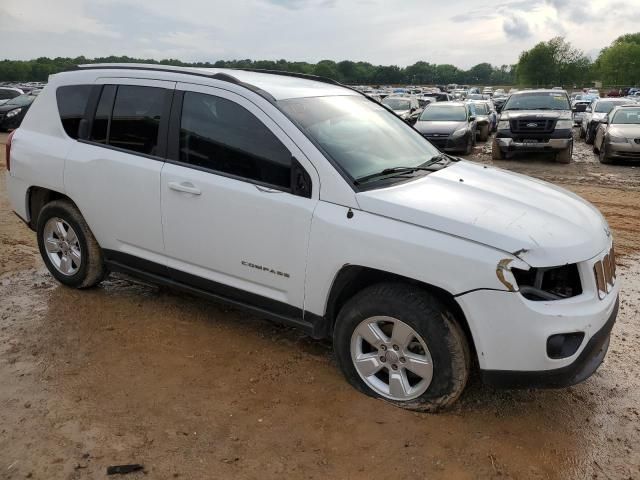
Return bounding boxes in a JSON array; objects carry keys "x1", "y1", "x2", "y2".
[
  {"x1": 160, "y1": 83, "x2": 319, "y2": 314},
  {"x1": 65, "y1": 78, "x2": 174, "y2": 268}
]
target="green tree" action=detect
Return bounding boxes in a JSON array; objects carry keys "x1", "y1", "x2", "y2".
[{"x1": 596, "y1": 33, "x2": 640, "y2": 86}]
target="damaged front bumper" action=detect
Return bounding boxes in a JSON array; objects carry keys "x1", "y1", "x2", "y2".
[{"x1": 455, "y1": 245, "x2": 620, "y2": 387}]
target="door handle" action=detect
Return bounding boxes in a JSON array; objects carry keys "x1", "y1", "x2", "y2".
[{"x1": 168, "y1": 181, "x2": 201, "y2": 195}]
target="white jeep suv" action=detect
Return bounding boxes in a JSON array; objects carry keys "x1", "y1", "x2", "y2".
[{"x1": 5, "y1": 64, "x2": 619, "y2": 410}]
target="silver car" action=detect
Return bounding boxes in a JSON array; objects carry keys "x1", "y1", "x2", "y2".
[{"x1": 593, "y1": 104, "x2": 640, "y2": 163}]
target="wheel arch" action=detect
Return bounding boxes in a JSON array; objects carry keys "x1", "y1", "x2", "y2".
[
  {"x1": 26, "y1": 186, "x2": 77, "y2": 230},
  {"x1": 323, "y1": 265, "x2": 477, "y2": 363}
]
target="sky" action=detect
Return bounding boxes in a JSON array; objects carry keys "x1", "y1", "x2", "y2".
[{"x1": 1, "y1": 0, "x2": 639, "y2": 69}]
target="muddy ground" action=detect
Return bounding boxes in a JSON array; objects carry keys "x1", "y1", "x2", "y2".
[{"x1": 1, "y1": 130, "x2": 639, "y2": 480}]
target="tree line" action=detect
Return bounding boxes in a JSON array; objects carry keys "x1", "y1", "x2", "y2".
[
  {"x1": 0, "y1": 56, "x2": 514, "y2": 85},
  {"x1": 1, "y1": 32, "x2": 638, "y2": 87},
  {"x1": 516, "y1": 33, "x2": 640, "y2": 88}
]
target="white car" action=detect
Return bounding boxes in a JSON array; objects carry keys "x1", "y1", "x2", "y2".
[{"x1": 5, "y1": 64, "x2": 619, "y2": 410}]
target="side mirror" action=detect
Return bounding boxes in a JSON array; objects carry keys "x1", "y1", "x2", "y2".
[
  {"x1": 468, "y1": 115, "x2": 476, "y2": 122},
  {"x1": 410, "y1": 107, "x2": 416, "y2": 113}
]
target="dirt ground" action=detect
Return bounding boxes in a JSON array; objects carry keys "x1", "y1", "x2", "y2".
[{"x1": 1, "y1": 130, "x2": 639, "y2": 480}]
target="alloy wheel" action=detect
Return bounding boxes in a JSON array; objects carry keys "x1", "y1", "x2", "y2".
[
  {"x1": 350, "y1": 316, "x2": 433, "y2": 401},
  {"x1": 43, "y1": 217, "x2": 82, "y2": 276}
]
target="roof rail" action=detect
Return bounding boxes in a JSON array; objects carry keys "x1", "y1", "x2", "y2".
[
  {"x1": 74, "y1": 63, "x2": 276, "y2": 103},
  {"x1": 238, "y1": 68, "x2": 342, "y2": 86}
]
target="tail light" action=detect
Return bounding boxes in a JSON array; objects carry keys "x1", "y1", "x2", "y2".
[{"x1": 5, "y1": 129, "x2": 16, "y2": 171}]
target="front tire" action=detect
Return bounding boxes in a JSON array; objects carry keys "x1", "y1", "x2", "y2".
[
  {"x1": 491, "y1": 138, "x2": 504, "y2": 160},
  {"x1": 333, "y1": 283, "x2": 471, "y2": 412},
  {"x1": 37, "y1": 200, "x2": 106, "y2": 288},
  {"x1": 599, "y1": 145, "x2": 612, "y2": 164},
  {"x1": 478, "y1": 124, "x2": 489, "y2": 142},
  {"x1": 555, "y1": 144, "x2": 572, "y2": 164}
]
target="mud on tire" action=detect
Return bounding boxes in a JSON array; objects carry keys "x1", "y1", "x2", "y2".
[
  {"x1": 36, "y1": 200, "x2": 107, "y2": 288},
  {"x1": 333, "y1": 282, "x2": 471, "y2": 412}
]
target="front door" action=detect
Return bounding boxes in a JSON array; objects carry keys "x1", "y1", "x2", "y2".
[{"x1": 160, "y1": 83, "x2": 319, "y2": 314}]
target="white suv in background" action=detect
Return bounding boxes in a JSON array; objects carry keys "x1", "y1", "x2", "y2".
[{"x1": 5, "y1": 64, "x2": 619, "y2": 410}]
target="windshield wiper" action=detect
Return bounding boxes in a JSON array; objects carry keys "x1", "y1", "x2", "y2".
[{"x1": 354, "y1": 154, "x2": 458, "y2": 185}]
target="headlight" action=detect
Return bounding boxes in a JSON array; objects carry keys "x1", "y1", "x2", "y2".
[
  {"x1": 5, "y1": 108, "x2": 22, "y2": 118},
  {"x1": 556, "y1": 119, "x2": 573, "y2": 129},
  {"x1": 608, "y1": 134, "x2": 628, "y2": 143},
  {"x1": 497, "y1": 120, "x2": 509, "y2": 130},
  {"x1": 451, "y1": 127, "x2": 467, "y2": 138}
]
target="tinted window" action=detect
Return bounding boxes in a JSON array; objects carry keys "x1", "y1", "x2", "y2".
[
  {"x1": 419, "y1": 105, "x2": 467, "y2": 121},
  {"x1": 90, "y1": 85, "x2": 116, "y2": 144},
  {"x1": 503, "y1": 92, "x2": 570, "y2": 111},
  {"x1": 180, "y1": 92, "x2": 291, "y2": 188},
  {"x1": 56, "y1": 85, "x2": 92, "y2": 139},
  {"x1": 0, "y1": 89, "x2": 20, "y2": 100},
  {"x1": 109, "y1": 85, "x2": 166, "y2": 156}
]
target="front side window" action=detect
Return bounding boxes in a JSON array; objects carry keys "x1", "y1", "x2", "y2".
[
  {"x1": 56, "y1": 85, "x2": 92, "y2": 139},
  {"x1": 179, "y1": 91, "x2": 291, "y2": 189},
  {"x1": 279, "y1": 95, "x2": 439, "y2": 182}
]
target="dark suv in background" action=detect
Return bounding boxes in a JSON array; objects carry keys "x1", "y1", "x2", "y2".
[{"x1": 492, "y1": 90, "x2": 574, "y2": 163}]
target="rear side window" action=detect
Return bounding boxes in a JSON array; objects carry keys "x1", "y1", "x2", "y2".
[
  {"x1": 109, "y1": 86, "x2": 166, "y2": 156},
  {"x1": 88, "y1": 85, "x2": 167, "y2": 156},
  {"x1": 179, "y1": 92, "x2": 291, "y2": 189},
  {"x1": 56, "y1": 85, "x2": 92, "y2": 139}
]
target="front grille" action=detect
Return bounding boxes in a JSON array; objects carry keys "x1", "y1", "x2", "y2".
[
  {"x1": 593, "y1": 245, "x2": 616, "y2": 300},
  {"x1": 510, "y1": 119, "x2": 555, "y2": 134},
  {"x1": 424, "y1": 135, "x2": 448, "y2": 148}
]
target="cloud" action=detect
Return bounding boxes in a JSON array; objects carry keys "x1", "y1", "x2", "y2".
[
  {"x1": 0, "y1": 0, "x2": 639, "y2": 70},
  {"x1": 503, "y1": 14, "x2": 533, "y2": 40}
]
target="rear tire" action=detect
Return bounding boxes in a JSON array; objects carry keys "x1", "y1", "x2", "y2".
[
  {"x1": 555, "y1": 144, "x2": 572, "y2": 164},
  {"x1": 333, "y1": 283, "x2": 471, "y2": 412},
  {"x1": 491, "y1": 139, "x2": 504, "y2": 160},
  {"x1": 36, "y1": 200, "x2": 106, "y2": 288}
]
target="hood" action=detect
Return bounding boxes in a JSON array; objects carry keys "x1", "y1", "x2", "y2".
[
  {"x1": 393, "y1": 109, "x2": 410, "y2": 118},
  {"x1": 609, "y1": 124, "x2": 640, "y2": 138},
  {"x1": 414, "y1": 120, "x2": 466, "y2": 135},
  {"x1": 592, "y1": 112, "x2": 607, "y2": 121},
  {"x1": 355, "y1": 161, "x2": 610, "y2": 267},
  {"x1": 500, "y1": 110, "x2": 571, "y2": 121}
]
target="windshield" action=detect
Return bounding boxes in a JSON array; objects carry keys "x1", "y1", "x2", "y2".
[
  {"x1": 611, "y1": 108, "x2": 640, "y2": 124},
  {"x1": 279, "y1": 95, "x2": 439, "y2": 182},
  {"x1": 473, "y1": 103, "x2": 489, "y2": 115},
  {"x1": 382, "y1": 98, "x2": 411, "y2": 111},
  {"x1": 595, "y1": 101, "x2": 626, "y2": 113},
  {"x1": 5, "y1": 94, "x2": 36, "y2": 107},
  {"x1": 503, "y1": 92, "x2": 570, "y2": 111},
  {"x1": 419, "y1": 105, "x2": 467, "y2": 121}
]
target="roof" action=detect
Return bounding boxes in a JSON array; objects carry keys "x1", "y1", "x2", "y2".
[
  {"x1": 76, "y1": 63, "x2": 357, "y2": 101},
  {"x1": 510, "y1": 89, "x2": 568, "y2": 95}
]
